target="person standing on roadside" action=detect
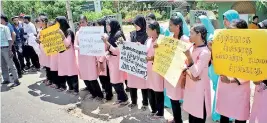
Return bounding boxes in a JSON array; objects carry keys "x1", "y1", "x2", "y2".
[{"x1": 1, "y1": 14, "x2": 21, "y2": 87}]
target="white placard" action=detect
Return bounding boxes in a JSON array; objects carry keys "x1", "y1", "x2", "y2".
[
  {"x1": 119, "y1": 42, "x2": 147, "y2": 80},
  {"x1": 78, "y1": 26, "x2": 105, "y2": 56}
]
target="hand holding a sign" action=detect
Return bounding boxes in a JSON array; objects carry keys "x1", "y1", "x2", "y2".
[
  {"x1": 99, "y1": 62, "x2": 105, "y2": 72},
  {"x1": 101, "y1": 33, "x2": 109, "y2": 44},
  {"x1": 220, "y1": 75, "x2": 231, "y2": 84},
  {"x1": 153, "y1": 44, "x2": 158, "y2": 48},
  {"x1": 146, "y1": 56, "x2": 154, "y2": 61}
]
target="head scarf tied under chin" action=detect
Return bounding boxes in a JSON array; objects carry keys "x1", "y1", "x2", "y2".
[
  {"x1": 173, "y1": 12, "x2": 190, "y2": 37},
  {"x1": 107, "y1": 19, "x2": 125, "y2": 47},
  {"x1": 223, "y1": 10, "x2": 240, "y2": 24},
  {"x1": 198, "y1": 15, "x2": 215, "y2": 42},
  {"x1": 131, "y1": 15, "x2": 148, "y2": 44}
]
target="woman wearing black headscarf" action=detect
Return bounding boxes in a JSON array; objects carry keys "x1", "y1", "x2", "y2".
[
  {"x1": 101, "y1": 19, "x2": 129, "y2": 105},
  {"x1": 55, "y1": 16, "x2": 79, "y2": 95},
  {"x1": 127, "y1": 15, "x2": 149, "y2": 110}
]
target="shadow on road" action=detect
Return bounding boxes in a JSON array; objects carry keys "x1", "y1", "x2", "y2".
[{"x1": 27, "y1": 81, "x2": 79, "y2": 105}]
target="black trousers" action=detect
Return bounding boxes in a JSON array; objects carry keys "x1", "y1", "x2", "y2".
[
  {"x1": 220, "y1": 115, "x2": 246, "y2": 123},
  {"x1": 23, "y1": 45, "x2": 40, "y2": 69},
  {"x1": 171, "y1": 99, "x2": 183, "y2": 123},
  {"x1": 12, "y1": 46, "x2": 22, "y2": 76},
  {"x1": 112, "y1": 83, "x2": 128, "y2": 102},
  {"x1": 99, "y1": 64, "x2": 113, "y2": 100},
  {"x1": 129, "y1": 88, "x2": 148, "y2": 105},
  {"x1": 45, "y1": 67, "x2": 52, "y2": 81},
  {"x1": 50, "y1": 71, "x2": 59, "y2": 88},
  {"x1": 188, "y1": 101, "x2": 207, "y2": 123},
  {"x1": 84, "y1": 80, "x2": 103, "y2": 98},
  {"x1": 148, "y1": 89, "x2": 164, "y2": 116}
]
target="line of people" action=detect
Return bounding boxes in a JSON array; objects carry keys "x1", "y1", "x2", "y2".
[{"x1": 1, "y1": 9, "x2": 267, "y2": 123}]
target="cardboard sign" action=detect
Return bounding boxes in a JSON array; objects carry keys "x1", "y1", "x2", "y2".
[
  {"x1": 119, "y1": 42, "x2": 147, "y2": 80},
  {"x1": 212, "y1": 29, "x2": 267, "y2": 81},
  {"x1": 40, "y1": 23, "x2": 66, "y2": 55},
  {"x1": 153, "y1": 37, "x2": 192, "y2": 87},
  {"x1": 78, "y1": 26, "x2": 105, "y2": 56}
]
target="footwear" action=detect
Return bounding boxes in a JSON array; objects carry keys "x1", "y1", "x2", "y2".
[
  {"x1": 50, "y1": 84, "x2": 57, "y2": 89},
  {"x1": 141, "y1": 105, "x2": 148, "y2": 111},
  {"x1": 146, "y1": 112, "x2": 156, "y2": 118},
  {"x1": 95, "y1": 97, "x2": 104, "y2": 103},
  {"x1": 113, "y1": 100, "x2": 122, "y2": 105},
  {"x1": 86, "y1": 95, "x2": 96, "y2": 100},
  {"x1": 10, "y1": 81, "x2": 20, "y2": 87},
  {"x1": 72, "y1": 91, "x2": 79, "y2": 96},
  {"x1": 80, "y1": 87, "x2": 88, "y2": 91},
  {"x1": 150, "y1": 115, "x2": 163, "y2": 120},
  {"x1": 128, "y1": 103, "x2": 137, "y2": 109},
  {"x1": 45, "y1": 81, "x2": 52, "y2": 86},
  {"x1": 1, "y1": 81, "x2": 10, "y2": 84},
  {"x1": 65, "y1": 90, "x2": 74, "y2": 94},
  {"x1": 166, "y1": 119, "x2": 175, "y2": 123},
  {"x1": 57, "y1": 88, "x2": 66, "y2": 92},
  {"x1": 125, "y1": 87, "x2": 130, "y2": 92},
  {"x1": 120, "y1": 100, "x2": 129, "y2": 106}
]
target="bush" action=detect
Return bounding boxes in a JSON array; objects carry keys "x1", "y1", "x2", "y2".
[{"x1": 82, "y1": 8, "x2": 115, "y2": 21}]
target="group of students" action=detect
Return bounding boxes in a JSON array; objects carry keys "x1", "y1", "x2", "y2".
[{"x1": 36, "y1": 9, "x2": 266, "y2": 123}]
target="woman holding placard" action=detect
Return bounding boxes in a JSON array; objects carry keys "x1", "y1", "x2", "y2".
[
  {"x1": 215, "y1": 11, "x2": 250, "y2": 123},
  {"x1": 182, "y1": 24, "x2": 211, "y2": 123},
  {"x1": 127, "y1": 15, "x2": 149, "y2": 110},
  {"x1": 250, "y1": 81, "x2": 267, "y2": 123},
  {"x1": 74, "y1": 15, "x2": 104, "y2": 100},
  {"x1": 101, "y1": 19, "x2": 129, "y2": 105},
  {"x1": 56, "y1": 16, "x2": 80, "y2": 95},
  {"x1": 197, "y1": 15, "x2": 221, "y2": 122},
  {"x1": 146, "y1": 20, "x2": 165, "y2": 120},
  {"x1": 158, "y1": 13, "x2": 190, "y2": 123}
]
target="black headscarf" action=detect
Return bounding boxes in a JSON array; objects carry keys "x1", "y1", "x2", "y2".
[
  {"x1": 55, "y1": 16, "x2": 70, "y2": 37},
  {"x1": 130, "y1": 15, "x2": 148, "y2": 44},
  {"x1": 107, "y1": 19, "x2": 126, "y2": 47},
  {"x1": 97, "y1": 17, "x2": 107, "y2": 33}
]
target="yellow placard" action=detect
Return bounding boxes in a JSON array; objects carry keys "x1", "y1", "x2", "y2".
[
  {"x1": 212, "y1": 29, "x2": 267, "y2": 81},
  {"x1": 153, "y1": 36, "x2": 192, "y2": 87},
  {"x1": 40, "y1": 23, "x2": 66, "y2": 56}
]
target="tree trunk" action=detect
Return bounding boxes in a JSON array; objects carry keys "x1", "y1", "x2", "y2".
[{"x1": 65, "y1": 0, "x2": 74, "y2": 31}]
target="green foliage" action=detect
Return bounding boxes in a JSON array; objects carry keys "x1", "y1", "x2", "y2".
[
  {"x1": 196, "y1": 1, "x2": 218, "y2": 11},
  {"x1": 2, "y1": 0, "x2": 86, "y2": 22},
  {"x1": 82, "y1": 8, "x2": 115, "y2": 21}
]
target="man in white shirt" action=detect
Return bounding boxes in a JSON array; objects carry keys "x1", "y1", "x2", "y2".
[
  {"x1": 22, "y1": 15, "x2": 40, "y2": 71},
  {"x1": 0, "y1": 21, "x2": 20, "y2": 86}
]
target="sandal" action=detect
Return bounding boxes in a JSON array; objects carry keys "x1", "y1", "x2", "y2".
[
  {"x1": 150, "y1": 115, "x2": 164, "y2": 120},
  {"x1": 166, "y1": 119, "x2": 175, "y2": 123},
  {"x1": 57, "y1": 88, "x2": 66, "y2": 92},
  {"x1": 71, "y1": 91, "x2": 79, "y2": 96},
  {"x1": 141, "y1": 105, "x2": 148, "y2": 111},
  {"x1": 65, "y1": 90, "x2": 74, "y2": 94},
  {"x1": 146, "y1": 112, "x2": 156, "y2": 118},
  {"x1": 128, "y1": 103, "x2": 137, "y2": 109},
  {"x1": 42, "y1": 79, "x2": 48, "y2": 83},
  {"x1": 119, "y1": 100, "x2": 129, "y2": 106},
  {"x1": 113, "y1": 100, "x2": 122, "y2": 105}
]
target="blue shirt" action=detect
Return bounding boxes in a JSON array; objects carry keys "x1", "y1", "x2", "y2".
[
  {"x1": 0, "y1": 24, "x2": 12, "y2": 47},
  {"x1": 12, "y1": 24, "x2": 24, "y2": 45},
  {"x1": 7, "y1": 23, "x2": 15, "y2": 34}
]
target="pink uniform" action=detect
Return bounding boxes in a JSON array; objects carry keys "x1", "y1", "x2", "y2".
[
  {"x1": 183, "y1": 45, "x2": 212, "y2": 119},
  {"x1": 216, "y1": 79, "x2": 250, "y2": 121},
  {"x1": 164, "y1": 35, "x2": 189, "y2": 100},
  {"x1": 97, "y1": 57, "x2": 108, "y2": 76},
  {"x1": 39, "y1": 44, "x2": 50, "y2": 67},
  {"x1": 58, "y1": 36, "x2": 79, "y2": 76},
  {"x1": 250, "y1": 84, "x2": 267, "y2": 123},
  {"x1": 127, "y1": 74, "x2": 147, "y2": 89},
  {"x1": 146, "y1": 38, "x2": 164, "y2": 92},
  {"x1": 74, "y1": 31, "x2": 99, "y2": 80},
  {"x1": 50, "y1": 54, "x2": 58, "y2": 71},
  {"x1": 106, "y1": 46, "x2": 124, "y2": 84}
]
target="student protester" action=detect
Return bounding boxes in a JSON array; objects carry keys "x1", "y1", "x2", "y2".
[
  {"x1": 146, "y1": 13, "x2": 170, "y2": 36},
  {"x1": 250, "y1": 80, "x2": 267, "y2": 123},
  {"x1": 12, "y1": 16, "x2": 25, "y2": 74},
  {"x1": 1, "y1": 17, "x2": 21, "y2": 87},
  {"x1": 248, "y1": 15, "x2": 259, "y2": 29},
  {"x1": 37, "y1": 15, "x2": 52, "y2": 86},
  {"x1": 23, "y1": 15, "x2": 40, "y2": 71},
  {"x1": 216, "y1": 10, "x2": 250, "y2": 123},
  {"x1": 183, "y1": 24, "x2": 211, "y2": 123},
  {"x1": 197, "y1": 15, "x2": 220, "y2": 122},
  {"x1": 74, "y1": 15, "x2": 104, "y2": 100},
  {"x1": 56, "y1": 16, "x2": 79, "y2": 95},
  {"x1": 162, "y1": 12, "x2": 190, "y2": 109},
  {"x1": 146, "y1": 20, "x2": 165, "y2": 120},
  {"x1": 155, "y1": 13, "x2": 190, "y2": 123},
  {"x1": 96, "y1": 18, "x2": 114, "y2": 100},
  {"x1": 101, "y1": 18, "x2": 129, "y2": 105},
  {"x1": 127, "y1": 15, "x2": 149, "y2": 110}
]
